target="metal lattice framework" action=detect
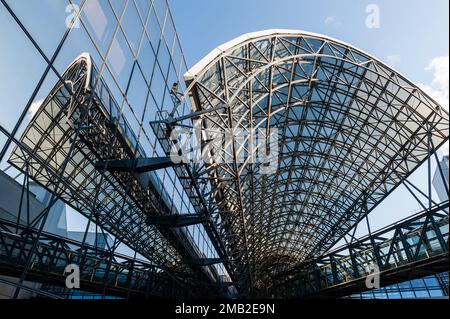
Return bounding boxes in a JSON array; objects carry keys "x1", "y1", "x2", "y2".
[
  {"x1": 270, "y1": 201, "x2": 449, "y2": 298},
  {"x1": 0, "y1": 216, "x2": 189, "y2": 298},
  {"x1": 181, "y1": 30, "x2": 449, "y2": 295},
  {"x1": 6, "y1": 54, "x2": 222, "y2": 297}
]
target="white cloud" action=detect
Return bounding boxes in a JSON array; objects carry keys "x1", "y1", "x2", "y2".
[
  {"x1": 324, "y1": 16, "x2": 342, "y2": 27},
  {"x1": 427, "y1": 56, "x2": 449, "y2": 96},
  {"x1": 27, "y1": 98, "x2": 44, "y2": 119},
  {"x1": 418, "y1": 56, "x2": 449, "y2": 110},
  {"x1": 324, "y1": 16, "x2": 335, "y2": 25},
  {"x1": 420, "y1": 83, "x2": 448, "y2": 109},
  {"x1": 418, "y1": 56, "x2": 449, "y2": 154},
  {"x1": 386, "y1": 54, "x2": 402, "y2": 68}
]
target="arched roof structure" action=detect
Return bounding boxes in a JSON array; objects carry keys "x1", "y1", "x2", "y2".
[{"x1": 183, "y1": 29, "x2": 449, "y2": 294}]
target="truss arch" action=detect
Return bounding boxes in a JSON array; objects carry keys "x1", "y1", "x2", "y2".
[{"x1": 182, "y1": 29, "x2": 449, "y2": 295}]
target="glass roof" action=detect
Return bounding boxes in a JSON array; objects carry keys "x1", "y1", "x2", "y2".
[{"x1": 183, "y1": 30, "x2": 449, "y2": 294}]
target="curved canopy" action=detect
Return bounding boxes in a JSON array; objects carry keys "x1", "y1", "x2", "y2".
[{"x1": 183, "y1": 29, "x2": 449, "y2": 294}]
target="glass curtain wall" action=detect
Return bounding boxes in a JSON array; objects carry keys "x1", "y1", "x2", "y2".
[{"x1": 0, "y1": 0, "x2": 227, "y2": 284}]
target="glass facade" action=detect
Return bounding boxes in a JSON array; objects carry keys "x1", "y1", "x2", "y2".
[
  {"x1": 0, "y1": 0, "x2": 229, "y2": 297},
  {"x1": 433, "y1": 155, "x2": 449, "y2": 202},
  {"x1": 347, "y1": 272, "x2": 449, "y2": 299}
]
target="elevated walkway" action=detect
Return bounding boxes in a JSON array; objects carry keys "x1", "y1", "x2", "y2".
[{"x1": 270, "y1": 202, "x2": 449, "y2": 298}]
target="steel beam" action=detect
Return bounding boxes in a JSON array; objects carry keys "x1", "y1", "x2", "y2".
[
  {"x1": 145, "y1": 214, "x2": 210, "y2": 227},
  {"x1": 94, "y1": 157, "x2": 176, "y2": 173},
  {"x1": 189, "y1": 258, "x2": 223, "y2": 266}
]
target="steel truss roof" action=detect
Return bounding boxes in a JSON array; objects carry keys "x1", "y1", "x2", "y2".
[
  {"x1": 183, "y1": 30, "x2": 449, "y2": 295},
  {"x1": 7, "y1": 54, "x2": 221, "y2": 296}
]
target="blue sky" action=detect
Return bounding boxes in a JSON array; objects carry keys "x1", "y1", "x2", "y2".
[{"x1": 172, "y1": 0, "x2": 449, "y2": 87}]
